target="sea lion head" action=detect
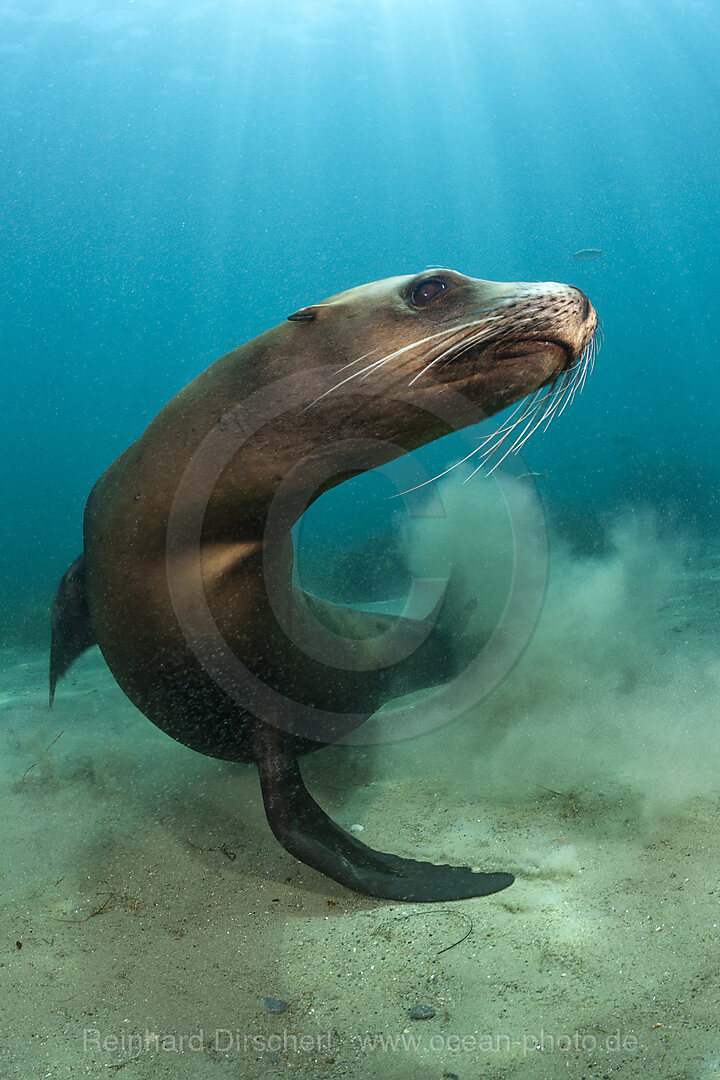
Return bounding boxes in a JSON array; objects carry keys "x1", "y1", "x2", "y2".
[
  {"x1": 280, "y1": 269, "x2": 598, "y2": 457},
  {"x1": 186, "y1": 269, "x2": 598, "y2": 521}
]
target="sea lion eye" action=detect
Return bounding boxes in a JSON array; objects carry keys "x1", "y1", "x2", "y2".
[{"x1": 409, "y1": 278, "x2": 450, "y2": 307}]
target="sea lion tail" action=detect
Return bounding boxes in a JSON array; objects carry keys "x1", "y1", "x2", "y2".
[{"x1": 49, "y1": 555, "x2": 96, "y2": 706}]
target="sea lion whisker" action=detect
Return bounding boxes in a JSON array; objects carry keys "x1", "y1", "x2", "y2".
[
  {"x1": 480, "y1": 391, "x2": 564, "y2": 476},
  {"x1": 487, "y1": 390, "x2": 559, "y2": 462},
  {"x1": 315, "y1": 336, "x2": 453, "y2": 403},
  {"x1": 550, "y1": 361, "x2": 584, "y2": 413},
  {"x1": 351, "y1": 319, "x2": 492, "y2": 375},
  {"x1": 470, "y1": 378, "x2": 561, "y2": 466},
  {"x1": 406, "y1": 324, "x2": 500, "y2": 385},
  {"x1": 332, "y1": 347, "x2": 383, "y2": 375},
  {"x1": 486, "y1": 399, "x2": 548, "y2": 454},
  {"x1": 334, "y1": 307, "x2": 509, "y2": 391},
  {"x1": 564, "y1": 346, "x2": 592, "y2": 406},
  {"x1": 570, "y1": 362, "x2": 588, "y2": 402},
  {"x1": 580, "y1": 340, "x2": 596, "y2": 387},
  {"x1": 466, "y1": 401, "x2": 547, "y2": 480},
  {"x1": 543, "y1": 382, "x2": 574, "y2": 427},
  {"x1": 306, "y1": 353, "x2": 399, "y2": 407},
  {"x1": 543, "y1": 381, "x2": 573, "y2": 428},
  {"x1": 355, "y1": 355, "x2": 399, "y2": 381},
  {"x1": 483, "y1": 372, "x2": 574, "y2": 463},
  {"x1": 317, "y1": 317, "x2": 501, "y2": 403},
  {"x1": 305, "y1": 355, "x2": 395, "y2": 407},
  {"x1": 553, "y1": 341, "x2": 595, "y2": 420},
  {"x1": 542, "y1": 367, "x2": 578, "y2": 420},
  {"x1": 465, "y1": 396, "x2": 547, "y2": 480},
  {"x1": 474, "y1": 388, "x2": 546, "y2": 453},
  {"x1": 431, "y1": 301, "x2": 509, "y2": 329},
  {"x1": 392, "y1": 371, "x2": 546, "y2": 493},
  {"x1": 356, "y1": 321, "x2": 479, "y2": 382},
  {"x1": 390, "y1": 440, "x2": 490, "y2": 497},
  {"x1": 406, "y1": 378, "x2": 549, "y2": 489},
  {"x1": 477, "y1": 385, "x2": 546, "y2": 441}
]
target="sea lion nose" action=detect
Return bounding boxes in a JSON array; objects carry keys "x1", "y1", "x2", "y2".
[{"x1": 570, "y1": 286, "x2": 592, "y2": 322}]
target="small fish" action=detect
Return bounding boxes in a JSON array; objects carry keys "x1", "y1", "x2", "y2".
[{"x1": 572, "y1": 248, "x2": 603, "y2": 261}]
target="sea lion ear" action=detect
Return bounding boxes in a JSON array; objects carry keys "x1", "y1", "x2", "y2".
[{"x1": 287, "y1": 305, "x2": 319, "y2": 323}]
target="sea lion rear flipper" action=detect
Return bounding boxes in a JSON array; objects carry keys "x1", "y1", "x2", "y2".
[
  {"x1": 49, "y1": 555, "x2": 96, "y2": 706},
  {"x1": 254, "y1": 723, "x2": 514, "y2": 902}
]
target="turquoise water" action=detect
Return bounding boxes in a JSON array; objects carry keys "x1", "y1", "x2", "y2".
[
  {"x1": 2, "y1": 3, "x2": 720, "y2": 1079},
  {"x1": 2, "y1": 0, "x2": 719, "y2": 637}
]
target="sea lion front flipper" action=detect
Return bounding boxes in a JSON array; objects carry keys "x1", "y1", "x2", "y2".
[
  {"x1": 254, "y1": 723, "x2": 514, "y2": 902},
  {"x1": 49, "y1": 555, "x2": 96, "y2": 706}
]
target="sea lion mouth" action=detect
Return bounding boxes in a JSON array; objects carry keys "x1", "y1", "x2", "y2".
[
  {"x1": 492, "y1": 338, "x2": 572, "y2": 369},
  {"x1": 450, "y1": 332, "x2": 597, "y2": 479},
  {"x1": 398, "y1": 326, "x2": 598, "y2": 489},
  {"x1": 432, "y1": 337, "x2": 574, "y2": 396}
]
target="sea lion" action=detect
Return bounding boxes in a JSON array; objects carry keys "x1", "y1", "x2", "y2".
[{"x1": 50, "y1": 269, "x2": 597, "y2": 902}]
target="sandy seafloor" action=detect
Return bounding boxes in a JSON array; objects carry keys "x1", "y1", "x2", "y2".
[{"x1": 2, "y1": 526, "x2": 720, "y2": 1080}]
